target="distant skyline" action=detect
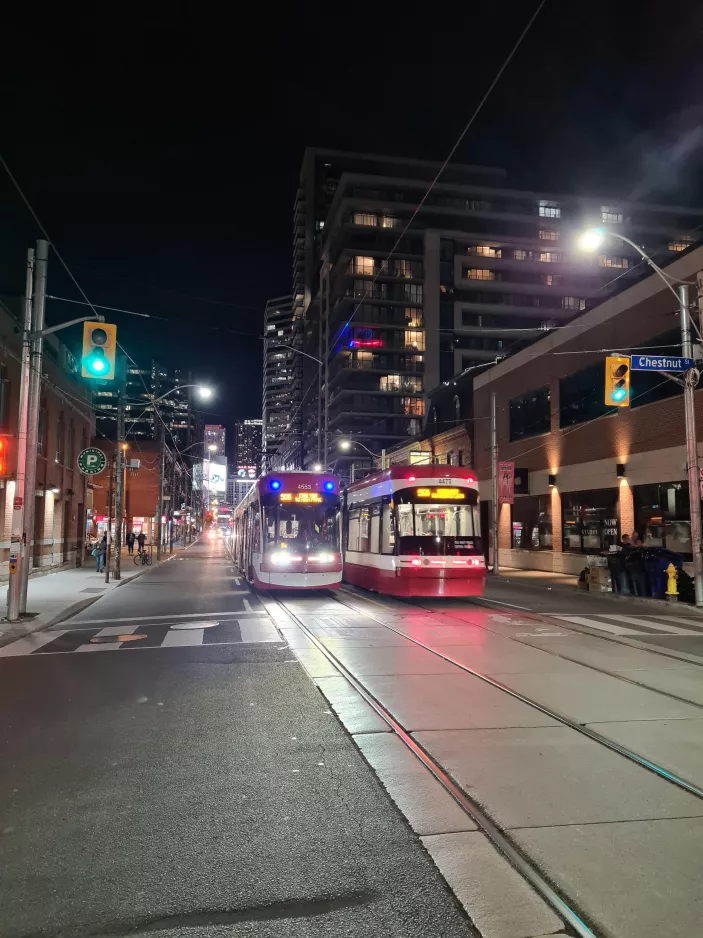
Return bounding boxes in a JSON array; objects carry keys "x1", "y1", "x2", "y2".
[{"x1": 1, "y1": 1, "x2": 701, "y2": 427}]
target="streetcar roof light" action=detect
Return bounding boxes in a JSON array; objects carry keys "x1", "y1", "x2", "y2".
[
  {"x1": 323, "y1": 480, "x2": 335, "y2": 492},
  {"x1": 270, "y1": 479, "x2": 282, "y2": 491}
]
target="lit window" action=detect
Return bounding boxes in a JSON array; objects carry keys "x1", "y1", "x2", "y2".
[
  {"x1": 513, "y1": 249, "x2": 533, "y2": 261},
  {"x1": 466, "y1": 268, "x2": 495, "y2": 281},
  {"x1": 538, "y1": 200, "x2": 561, "y2": 218},
  {"x1": 353, "y1": 213, "x2": 377, "y2": 226},
  {"x1": 598, "y1": 255, "x2": 629, "y2": 269},
  {"x1": 402, "y1": 397, "x2": 424, "y2": 416},
  {"x1": 539, "y1": 252, "x2": 562, "y2": 263},
  {"x1": 601, "y1": 206, "x2": 623, "y2": 224},
  {"x1": 380, "y1": 216, "x2": 398, "y2": 228},
  {"x1": 472, "y1": 245, "x2": 502, "y2": 258},
  {"x1": 395, "y1": 259, "x2": 412, "y2": 278},
  {"x1": 562, "y1": 296, "x2": 586, "y2": 310},
  {"x1": 404, "y1": 330, "x2": 425, "y2": 350},
  {"x1": 668, "y1": 238, "x2": 693, "y2": 252},
  {"x1": 404, "y1": 308, "x2": 423, "y2": 327},
  {"x1": 381, "y1": 374, "x2": 401, "y2": 391},
  {"x1": 542, "y1": 275, "x2": 555, "y2": 286},
  {"x1": 350, "y1": 256, "x2": 375, "y2": 275},
  {"x1": 539, "y1": 230, "x2": 558, "y2": 241}
]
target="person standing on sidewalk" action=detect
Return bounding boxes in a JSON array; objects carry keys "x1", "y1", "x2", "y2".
[
  {"x1": 126, "y1": 530, "x2": 135, "y2": 555},
  {"x1": 96, "y1": 534, "x2": 107, "y2": 573},
  {"x1": 137, "y1": 531, "x2": 146, "y2": 554}
]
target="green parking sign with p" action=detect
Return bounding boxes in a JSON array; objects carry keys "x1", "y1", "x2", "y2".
[{"x1": 77, "y1": 447, "x2": 107, "y2": 475}]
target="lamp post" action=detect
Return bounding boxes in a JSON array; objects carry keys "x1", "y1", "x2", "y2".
[
  {"x1": 338, "y1": 439, "x2": 387, "y2": 482},
  {"x1": 579, "y1": 228, "x2": 703, "y2": 606}
]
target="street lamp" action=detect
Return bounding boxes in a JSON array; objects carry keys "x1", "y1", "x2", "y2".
[
  {"x1": 337, "y1": 438, "x2": 387, "y2": 470},
  {"x1": 578, "y1": 226, "x2": 703, "y2": 606}
]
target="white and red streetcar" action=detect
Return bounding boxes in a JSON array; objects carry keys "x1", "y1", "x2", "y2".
[
  {"x1": 343, "y1": 466, "x2": 485, "y2": 597},
  {"x1": 233, "y1": 471, "x2": 342, "y2": 590}
]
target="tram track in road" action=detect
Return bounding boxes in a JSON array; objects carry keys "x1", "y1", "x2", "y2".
[
  {"x1": 326, "y1": 589, "x2": 703, "y2": 800},
  {"x1": 268, "y1": 587, "x2": 703, "y2": 938},
  {"x1": 270, "y1": 591, "x2": 601, "y2": 938}
]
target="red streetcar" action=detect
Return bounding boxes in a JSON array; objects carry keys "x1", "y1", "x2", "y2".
[
  {"x1": 343, "y1": 465, "x2": 485, "y2": 597},
  {"x1": 232, "y1": 472, "x2": 343, "y2": 590}
]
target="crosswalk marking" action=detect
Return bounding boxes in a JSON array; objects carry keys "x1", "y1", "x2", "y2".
[
  {"x1": 550, "y1": 614, "x2": 703, "y2": 638},
  {"x1": 0, "y1": 618, "x2": 281, "y2": 657},
  {"x1": 550, "y1": 615, "x2": 643, "y2": 636},
  {"x1": 59, "y1": 609, "x2": 265, "y2": 627},
  {"x1": 595, "y1": 613, "x2": 701, "y2": 635}
]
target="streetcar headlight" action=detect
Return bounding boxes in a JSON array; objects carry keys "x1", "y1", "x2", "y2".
[
  {"x1": 270, "y1": 551, "x2": 290, "y2": 565},
  {"x1": 309, "y1": 553, "x2": 334, "y2": 563}
]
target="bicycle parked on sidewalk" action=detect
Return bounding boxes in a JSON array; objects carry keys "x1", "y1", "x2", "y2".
[{"x1": 134, "y1": 547, "x2": 152, "y2": 566}]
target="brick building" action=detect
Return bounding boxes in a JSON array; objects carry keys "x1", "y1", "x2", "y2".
[
  {"x1": 89, "y1": 440, "x2": 192, "y2": 546},
  {"x1": 0, "y1": 298, "x2": 95, "y2": 575},
  {"x1": 470, "y1": 245, "x2": 703, "y2": 574}
]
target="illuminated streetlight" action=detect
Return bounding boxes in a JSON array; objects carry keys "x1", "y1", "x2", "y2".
[
  {"x1": 577, "y1": 227, "x2": 605, "y2": 252},
  {"x1": 208, "y1": 444, "x2": 218, "y2": 453},
  {"x1": 338, "y1": 440, "x2": 351, "y2": 451},
  {"x1": 312, "y1": 463, "x2": 323, "y2": 471},
  {"x1": 196, "y1": 386, "x2": 213, "y2": 400}
]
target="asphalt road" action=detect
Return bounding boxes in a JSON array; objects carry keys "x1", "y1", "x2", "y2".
[{"x1": 0, "y1": 541, "x2": 474, "y2": 938}]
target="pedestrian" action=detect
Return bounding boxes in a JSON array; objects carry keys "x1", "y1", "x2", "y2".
[
  {"x1": 96, "y1": 534, "x2": 107, "y2": 573},
  {"x1": 631, "y1": 531, "x2": 642, "y2": 547},
  {"x1": 619, "y1": 533, "x2": 631, "y2": 549},
  {"x1": 126, "y1": 530, "x2": 135, "y2": 554},
  {"x1": 137, "y1": 530, "x2": 146, "y2": 553}
]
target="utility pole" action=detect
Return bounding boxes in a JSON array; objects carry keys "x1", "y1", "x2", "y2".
[
  {"x1": 169, "y1": 457, "x2": 176, "y2": 553},
  {"x1": 113, "y1": 356, "x2": 126, "y2": 579},
  {"x1": 6, "y1": 249, "x2": 34, "y2": 621},
  {"x1": 491, "y1": 391, "x2": 499, "y2": 575},
  {"x1": 680, "y1": 284, "x2": 703, "y2": 606},
  {"x1": 105, "y1": 454, "x2": 115, "y2": 583},
  {"x1": 155, "y1": 417, "x2": 165, "y2": 561},
  {"x1": 19, "y1": 239, "x2": 49, "y2": 614}
]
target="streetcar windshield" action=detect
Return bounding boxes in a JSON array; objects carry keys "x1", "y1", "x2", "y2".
[
  {"x1": 395, "y1": 493, "x2": 481, "y2": 555},
  {"x1": 263, "y1": 501, "x2": 340, "y2": 551}
]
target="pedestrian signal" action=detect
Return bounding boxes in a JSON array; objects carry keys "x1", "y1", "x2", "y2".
[
  {"x1": 81, "y1": 322, "x2": 117, "y2": 379},
  {"x1": 605, "y1": 355, "x2": 630, "y2": 407}
]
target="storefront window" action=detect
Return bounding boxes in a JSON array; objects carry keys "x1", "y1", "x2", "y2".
[
  {"x1": 562, "y1": 489, "x2": 619, "y2": 553},
  {"x1": 634, "y1": 482, "x2": 693, "y2": 559},
  {"x1": 511, "y1": 496, "x2": 552, "y2": 550}
]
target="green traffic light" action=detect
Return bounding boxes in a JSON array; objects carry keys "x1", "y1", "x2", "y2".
[{"x1": 84, "y1": 347, "x2": 107, "y2": 375}]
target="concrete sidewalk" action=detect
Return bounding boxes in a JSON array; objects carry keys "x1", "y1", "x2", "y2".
[{"x1": 0, "y1": 546, "x2": 186, "y2": 648}]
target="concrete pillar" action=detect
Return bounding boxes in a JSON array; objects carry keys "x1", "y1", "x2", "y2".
[
  {"x1": 618, "y1": 479, "x2": 634, "y2": 538},
  {"x1": 550, "y1": 487, "x2": 562, "y2": 553}
]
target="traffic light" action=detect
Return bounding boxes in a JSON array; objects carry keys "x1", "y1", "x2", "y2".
[
  {"x1": 81, "y1": 322, "x2": 117, "y2": 379},
  {"x1": 605, "y1": 355, "x2": 630, "y2": 407}
]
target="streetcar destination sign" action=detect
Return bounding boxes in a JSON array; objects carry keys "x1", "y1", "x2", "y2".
[
  {"x1": 630, "y1": 355, "x2": 694, "y2": 372},
  {"x1": 77, "y1": 447, "x2": 107, "y2": 475}
]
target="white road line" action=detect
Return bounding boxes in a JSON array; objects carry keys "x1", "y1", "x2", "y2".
[
  {"x1": 238, "y1": 620, "x2": 280, "y2": 643},
  {"x1": 94, "y1": 625, "x2": 141, "y2": 637},
  {"x1": 476, "y1": 597, "x2": 531, "y2": 611},
  {"x1": 76, "y1": 643, "x2": 118, "y2": 652},
  {"x1": 62, "y1": 610, "x2": 265, "y2": 627},
  {"x1": 594, "y1": 613, "x2": 701, "y2": 635},
  {"x1": 243, "y1": 598, "x2": 255, "y2": 613},
  {"x1": 647, "y1": 615, "x2": 703, "y2": 630},
  {"x1": 233, "y1": 577, "x2": 242, "y2": 586},
  {"x1": 161, "y1": 628, "x2": 205, "y2": 647},
  {"x1": 0, "y1": 631, "x2": 67, "y2": 656},
  {"x1": 550, "y1": 615, "x2": 643, "y2": 636}
]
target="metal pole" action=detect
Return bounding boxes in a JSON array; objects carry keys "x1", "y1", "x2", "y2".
[
  {"x1": 679, "y1": 284, "x2": 703, "y2": 606},
  {"x1": 381, "y1": 448, "x2": 386, "y2": 471},
  {"x1": 19, "y1": 239, "x2": 49, "y2": 614},
  {"x1": 7, "y1": 249, "x2": 35, "y2": 621},
  {"x1": 105, "y1": 454, "x2": 114, "y2": 583},
  {"x1": 491, "y1": 390, "x2": 499, "y2": 576},
  {"x1": 155, "y1": 417, "x2": 165, "y2": 561},
  {"x1": 169, "y1": 457, "x2": 175, "y2": 553},
  {"x1": 323, "y1": 263, "x2": 330, "y2": 466},
  {"x1": 113, "y1": 357, "x2": 126, "y2": 579}
]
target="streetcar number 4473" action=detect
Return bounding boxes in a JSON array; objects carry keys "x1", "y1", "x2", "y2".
[{"x1": 438, "y1": 478, "x2": 452, "y2": 484}]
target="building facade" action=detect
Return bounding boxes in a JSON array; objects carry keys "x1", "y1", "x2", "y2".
[
  {"x1": 234, "y1": 418, "x2": 262, "y2": 472},
  {"x1": 277, "y1": 148, "x2": 702, "y2": 477},
  {"x1": 0, "y1": 298, "x2": 95, "y2": 576},
  {"x1": 263, "y1": 296, "x2": 298, "y2": 467},
  {"x1": 204, "y1": 424, "x2": 226, "y2": 458},
  {"x1": 471, "y1": 245, "x2": 703, "y2": 574}
]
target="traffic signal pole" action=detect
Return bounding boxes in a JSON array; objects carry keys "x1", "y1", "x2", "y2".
[
  {"x1": 679, "y1": 284, "x2": 703, "y2": 607},
  {"x1": 113, "y1": 357, "x2": 127, "y2": 580},
  {"x1": 491, "y1": 391, "x2": 499, "y2": 575}
]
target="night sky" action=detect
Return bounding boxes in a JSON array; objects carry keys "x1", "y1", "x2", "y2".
[{"x1": 1, "y1": 1, "x2": 701, "y2": 459}]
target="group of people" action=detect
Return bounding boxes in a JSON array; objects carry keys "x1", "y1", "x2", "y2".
[
  {"x1": 610, "y1": 531, "x2": 647, "y2": 595},
  {"x1": 92, "y1": 530, "x2": 147, "y2": 572}
]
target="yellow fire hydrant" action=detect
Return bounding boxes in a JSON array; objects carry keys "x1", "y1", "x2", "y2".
[{"x1": 665, "y1": 563, "x2": 679, "y2": 601}]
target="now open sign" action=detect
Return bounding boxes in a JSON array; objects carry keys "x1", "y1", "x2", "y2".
[{"x1": 77, "y1": 447, "x2": 107, "y2": 476}]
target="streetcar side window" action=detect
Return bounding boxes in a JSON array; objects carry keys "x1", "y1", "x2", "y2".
[
  {"x1": 397, "y1": 503, "x2": 414, "y2": 537},
  {"x1": 347, "y1": 508, "x2": 360, "y2": 552},
  {"x1": 369, "y1": 503, "x2": 381, "y2": 553},
  {"x1": 358, "y1": 507, "x2": 371, "y2": 553},
  {"x1": 253, "y1": 510, "x2": 261, "y2": 552},
  {"x1": 381, "y1": 501, "x2": 395, "y2": 554}
]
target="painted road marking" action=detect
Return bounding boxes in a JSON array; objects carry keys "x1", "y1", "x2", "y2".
[
  {"x1": 239, "y1": 619, "x2": 280, "y2": 643},
  {"x1": 0, "y1": 631, "x2": 68, "y2": 656},
  {"x1": 60, "y1": 610, "x2": 266, "y2": 627},
  {"x1": 595, "y1": 613, "x2": 702, "y2": 635},
  {"x1": 161, "y1": 627, "x2": 205, "y2": 647},
  {"x1": 550, "y1": 615, "x2": 643, "y2": 636}
]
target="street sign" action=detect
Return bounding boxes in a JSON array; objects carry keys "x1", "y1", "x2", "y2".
[
  {"x1": 13, "y1": 496, "x2": 22, "y2": 510},
  {"x1": 498, "y1": 461, "x2": 515, "y2": 505},
  {"x1": 77, "y1": 447, "x2": 107, "y2": 475},
  {"x1": 630, "y1": 355, "x2": 694, "y2": 372}
]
